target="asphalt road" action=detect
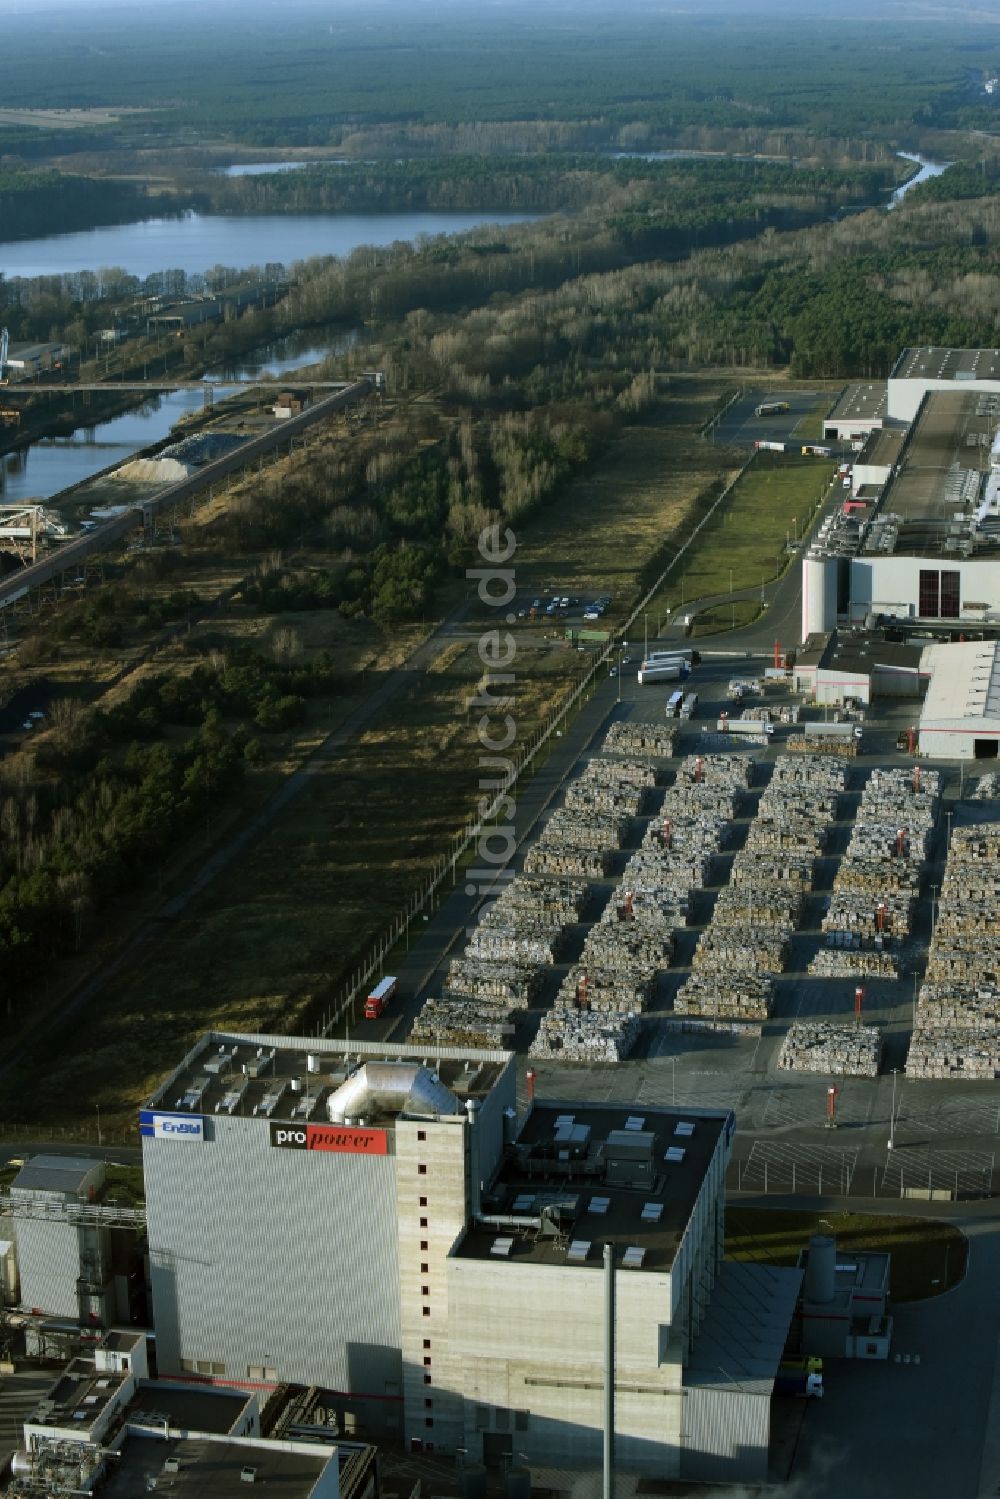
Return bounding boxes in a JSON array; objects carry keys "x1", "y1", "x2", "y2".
[{"x1": 712, "y1": 386, "x2": 855, "y2": 459}]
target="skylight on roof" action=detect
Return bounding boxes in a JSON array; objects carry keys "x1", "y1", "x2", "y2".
[
  {"x1": 623, "y1": 1246, "x2": 646, "y2": 1269},
  {"x1": 674, "y1": 1121, "x2": 695, "y2": 1137},
  {"x1": 567, "y1": 1240, "x2": 591, "y2": 1263},
  {"x1": 641, "y1": 1202, "x2": 664, "y2": 1223},
  {"x1": 490, "y1": 1236, "x2": 514, "y2": 1258},
  {"x1": 589, "y1": 1196, "x2": 610, "y2": 1215},
  {"x1": 624, "y1": 1115, "x2": 646, "y2": 1132},
  {"x1": 665, "y1": 1146, "x2": 686, "y2": 1163}
]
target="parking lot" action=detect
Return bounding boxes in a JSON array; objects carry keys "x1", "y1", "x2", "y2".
[{"x1": 713, "y1": 387, "x2": 853, "y2": 455}]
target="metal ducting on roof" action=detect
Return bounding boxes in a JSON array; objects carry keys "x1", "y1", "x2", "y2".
[{"x1": 325, "y1": 1062, "x2": 462, "y2": 1123}]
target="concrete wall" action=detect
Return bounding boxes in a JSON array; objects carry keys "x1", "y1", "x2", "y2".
[
  {"x1": 396, "y1": 1114, "x2": 470, "y2": 1455},
  {"x1": 448, "y1": 1258, "x2": 681, "y2": 1472}
]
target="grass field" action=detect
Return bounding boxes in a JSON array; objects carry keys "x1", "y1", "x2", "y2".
[
  {"x1": 693, "y1": 597, "x2": 761, "y2": 638},
  {"x1": 650, "y1": 451, "x2": 831, "y2": 620},
  {"x1": 726, "y1": 1207, "x2": 967, "y2": 1301}
]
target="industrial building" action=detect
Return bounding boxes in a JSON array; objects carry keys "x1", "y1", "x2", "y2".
[
  {"x1": 793, "y1": 1236, "x2": 892, "y2": 1361},
  {"x1": 803, "y1": 370, "x2": 1000, "y2": 640},
  {"x1": 918, "y1": 639, "x2": 1000, "y2": 759},
  {"x1": 5, "y1": 1154, "x2": 146, "y2": 1332},
  {"x1": 2, "y1": 341, "x2": 69, "y2": 378},
  {"x1": 793, "y1": 632, "x2": 927, "y2": 705},
  {"x1": 139, "y1": 1032, "x2": 798, "y2": 1482},
  {"x1": 6, "y1": 1326, "x2": 378, "y2": 1499},
  {"x1": 823, "y1": 381, "x2": 888, "y2": 443},
  {"x1": 887, "y1": 346, "x2": 1000, "y2": 423}
]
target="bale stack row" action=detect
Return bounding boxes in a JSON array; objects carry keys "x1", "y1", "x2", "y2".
[
  {"x1": 537, "y1": 753, "x2": 749, "y2": 1056},
  {"x1": 972, "y1": 774, "x2": 1000, "y2": 801},
  {"x1": 909, "y1": 820, "x2": 1000, "y2": 1078},
  {"x1": 823, "y1": 768, "x2": 938, "y2": 941},
  {"x1": 777, "y1": 1021, "x2": 882, "y2": 1077},
  {"x1": 786, "y1": 734, "x2": 858, "y2": 758},
  {"x1": 578, "y1": 757, "x2": 659, "y2": 790},
  {"x1": 564, "y1": 782, "x2": 648, "y2": 818},
  {"x1": 808, "y1": 948, "x2": 899, "y2": 978},
  {"x1": 600, "y1": 721, "x2": 677, "y2": 759},
  {"x1": 530, "y1": 1007, "x2": 641, "y2": 1063},
  {"x1": 675, "y1": 756, "x2": 843, "y2": 1021},
  {"x1": 410, "y1": 998, "x2": 515, "y2": 1050}
]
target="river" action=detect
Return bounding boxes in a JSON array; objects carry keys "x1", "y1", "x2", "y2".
[
  {"x1": 0, "y1": 209, "x2": 541, "y2": 282},
  {"x1": 889, "y1": 153, "x2": 950, "y2": 208},
  {"x1": 0, "y1": 328, "x2": 360, "y2": 508}
]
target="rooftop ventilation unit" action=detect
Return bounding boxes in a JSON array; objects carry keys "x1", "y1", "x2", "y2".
[
  {"x1": 512, "y1": 1194, "x2": 535, "y2": 1213},
  {"x1": 490, "y1": 1237, "x2": 514, "y2": 1258},
  {"x1": 163, "y1": 1458, "x2": 181, "y2": 1474},
  {"x1": 567, "y1": 1240, "x2": 591, "y2": 1263},
  {"x1": 622, "y1": 1246, "x2": 646, "y2": 1269},
  {"x1": 241, "y1": 1468, "x2": 257, "y2": 1485}
]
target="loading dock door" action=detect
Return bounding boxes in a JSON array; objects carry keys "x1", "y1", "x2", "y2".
[{"x1": 975, "y1": 738, "x2": 999, "y2": 759}]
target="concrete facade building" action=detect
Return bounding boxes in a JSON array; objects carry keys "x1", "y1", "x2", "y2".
[
  {"x1": 918, "y1": 639, "x2": 1000, "y2": 758},
  {"x1": 140, "y1": 1032, "x2": 789, "y2": 1481}
]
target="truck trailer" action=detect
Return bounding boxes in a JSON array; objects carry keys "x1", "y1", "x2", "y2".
[
  {"x1": 364, "y1": 975, "x2": 398, "y2": 1020},
  {"x1": 637, "y1": 661, "x2": 690, "y2": 685}
]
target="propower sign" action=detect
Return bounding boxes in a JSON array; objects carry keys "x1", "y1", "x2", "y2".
[
  {"x1": 269, "y1": 1121, "x2": 389, "y2": 1155},
  {"x1": 140, "y1": 1109, "x2": 204, "y2": 1143}
]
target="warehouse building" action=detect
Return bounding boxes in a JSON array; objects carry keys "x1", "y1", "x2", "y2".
[
  {"x1": 887, "y1": 347, "x2": 1000, "y2": 423},
  {"x1": 793, "y1": 631, "x2": 927, "y2": 705},
  {"x1": 140, "y1": 1032, "x2": 795, "y2": 1482},
  {"x1": 3, "y1": 341, "x2": 69, "y2": 378},
  {"x1": 918, "y1": 639, "x2": 1000, "y2": 758},
  {"x1": 823, "y1": 381, "x2": 889, "y2": 443}
]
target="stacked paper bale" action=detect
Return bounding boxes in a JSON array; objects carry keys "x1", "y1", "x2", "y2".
[
  {"x1": 600, "y1": 721, "x2": 677, "y2": 759},
  {"x1": 677, "y1": 756, "x2": 842, "y2": 1022},
  {"x1": 908, "y1": 821, "x2": 1000, "y2": 1079},
  {"x1": 824, "y1": 768, "x2": 939, "y2": 942},
  {"x1": 777, "y1": 1021, "x2": 882, "y2": 1077},
  {"x1": 808, "y1": 949, "x2": 900, "y2": 979}
]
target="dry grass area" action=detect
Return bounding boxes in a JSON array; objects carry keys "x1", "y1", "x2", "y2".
[
  {"x1": 5, "y1": 640, "x2": 578, "y2": 1128},
  {"x1": 498, "y1": 381, "x2": 739, "y2": 631},
  {"x1": 0, "y1": 107, "x2": 148, "y2": 129}
]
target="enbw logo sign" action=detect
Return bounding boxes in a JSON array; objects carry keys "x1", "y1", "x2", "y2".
[{"x1": 139, "y1": 1110, "x2": 205, "y2": 1143}]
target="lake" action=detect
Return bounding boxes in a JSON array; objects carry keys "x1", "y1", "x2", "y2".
[{"x1": 0, "y1": 208, "x2": 542, "y2": 281}]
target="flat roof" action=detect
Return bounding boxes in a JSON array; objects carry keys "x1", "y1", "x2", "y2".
[
  {"x1": 29, "y1": 1354, "x2": 127, "y2": 1431},
  {"x1": 129, "y1": 1383, "x2": 253, "y2": 1436},
  {"x1": 820, "y1": 632, "x2": 925, "y2": 677},
  {"x1": 827, "y1": 382, "x2": 887, "y2": 422},
  {"x1": 99, "y1": 1433, "x2": 333, "y2": 1499},
  {"x1": 891, "y1": 347, "x2": 1000, "y2": 382},
  {"x1": 862, "y1": 427, "x2": 905, "y2": 467},
  {"x1": 921, "y1": 640, "x2": 1000, "y2": 724},
  {"x1": 11, "y1": 1155, "x2": 101, "y2": 1196},
  {"x1": 455, "y1": 1102, "x2": 728, "y2": 1274},
  {"x1": 862, "y1": 389, "x2": 1000, "y2": 557},
  {"x1": 147, "y1": 1032, "x2": 510, "y2": 1127}
]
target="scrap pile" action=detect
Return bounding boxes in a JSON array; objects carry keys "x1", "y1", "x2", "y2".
[
  {"x1": 908, "y1": 822, "x2": 1000, "y2": 1079},
  {"x1": 823, "y1": 767, "x2": 939, "y2": 944}
]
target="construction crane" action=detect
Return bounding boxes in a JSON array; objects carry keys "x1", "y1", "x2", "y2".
[{"x1": 0, "y1": 327, "x2": 8, "y2": 382}]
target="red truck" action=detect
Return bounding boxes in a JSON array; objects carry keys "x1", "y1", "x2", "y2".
[{"x1": 364, "y1": 976, "x2": 398, "y2": 1021}]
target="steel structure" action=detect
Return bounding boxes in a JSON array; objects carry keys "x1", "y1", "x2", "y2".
[
  {"x1": 0, "y1": 505, "x2": 42, "y2": 564},
  {"x1": 0, "y1": 1193, "x2": 146, "y2": 1230}
]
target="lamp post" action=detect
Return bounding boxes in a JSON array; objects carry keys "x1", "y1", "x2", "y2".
[
  {"x1": 617, "y1": 656, "x2": 621, "y2": 704},
  {"x1": 96, "y1": 1104, "x2": 102, "y2": 1147},
  {"x1": 888, "y1": 1068, "x2": 899, "y2": 1150}
]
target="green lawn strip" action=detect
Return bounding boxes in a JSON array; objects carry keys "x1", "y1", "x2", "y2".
[
  {"x1": 693, "y1": 597, "x2": 762, "y2": 638},
  {"x1": 725, "y1": 1207, "x2": 968, "y2": 1301},
  {"x1": 650, "y1": 452, "x2": 831, "y2": 617}
]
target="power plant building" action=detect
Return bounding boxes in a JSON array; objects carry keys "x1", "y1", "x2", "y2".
[{"x1": 140, "y1": 1032, "x2": 797, "y2": 1481}]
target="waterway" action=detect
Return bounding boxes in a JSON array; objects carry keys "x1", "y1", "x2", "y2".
[
  {"x1": 889, "y1": 153, "x2": 950, "y2": 208},
  {"x1": 0, "y1": 328, "x2": 360, "y2": 508},
  {"x1": 0, "y1": 209, "x2": 541, "y2": 282}
]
